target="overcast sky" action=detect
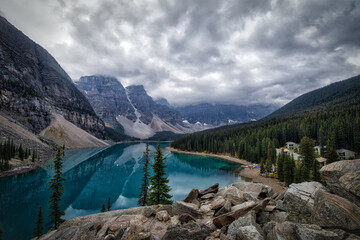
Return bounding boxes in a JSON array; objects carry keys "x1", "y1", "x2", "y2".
[{"x1": 1, "y1": 0, "x2": 360, "y2": 106}]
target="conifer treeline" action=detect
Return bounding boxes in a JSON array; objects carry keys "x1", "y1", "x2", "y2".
[
  {"x1": 171, "y1": 106, "x2": 360, "y2": 163},
  {"x1": 0, "y1": 138, "x2": 39, "y2": 171}
]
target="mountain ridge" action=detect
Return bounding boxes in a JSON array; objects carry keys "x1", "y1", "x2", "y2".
[{"x1": 0, "y1": 16, "x2": 107, "y2": 149}]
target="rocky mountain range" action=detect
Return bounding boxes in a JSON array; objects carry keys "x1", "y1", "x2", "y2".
[
  {"x1": 76, "y1": 76, "x2": 188, "y2": 139},
  {"x1": 0, "y1": 16, "x2": 107, "y2": 151},
  {"x1": 174, "y1": 103, "x2": 278, "y2": 126},
  {"x1": 76, "y1": 76, "x2": 279, "y2": 140}
]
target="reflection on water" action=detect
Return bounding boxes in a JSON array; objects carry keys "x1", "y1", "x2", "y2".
[{"x1": 0, "y1": 142, "x2": 243, "y2": 240}]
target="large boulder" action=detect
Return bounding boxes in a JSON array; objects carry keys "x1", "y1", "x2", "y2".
[
  {"x1": 320, "y1": 159, "x2": 360, "y2": 207},
  {"x1": 267, "y1": 221, "x2": 344, "y2": 240},
  {"x1": 283, "y1": 182, "x2": 325, "y2": 222},
  {"x1": 312, "y1": 189, "x2": 360, "y2": 234},
  {"x1": 227, "y1": 211, "x2": 264, "y2": 240},
  {"x1": 162, "y1": 222, "x2": 210, "y2": 240}
]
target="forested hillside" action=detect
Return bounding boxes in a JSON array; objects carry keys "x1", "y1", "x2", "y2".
[{"x1": 171, "y1": 75, "x2": 360, "y2": 163}]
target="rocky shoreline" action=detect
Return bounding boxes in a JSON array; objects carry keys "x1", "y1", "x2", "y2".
[{"x1": 39, "y1": 159, "x2": 360, "y2": 240}]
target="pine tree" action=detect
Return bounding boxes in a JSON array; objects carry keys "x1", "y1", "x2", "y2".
[
  {"x1": 101, "y1": 204, "x2": 106, "y2": 212},
  {"x1": 33, "y1": 206, "x2": 43, "y2": 239},
  {"x1": 107, "y1": 197, "x2": 111, "y2": 211},
  {"x1": 327, "y1": 147, "x2": 339, "y2": 164},
  {"x1": 300, "y1": 136, "x2": 315, "y2": 181},
  {"x1": 283, "y1": 155, "x2": 295, "y2": 186},
  {"x1": 48, "y1": 148, "x2": 66, "y2": 229},
  {"x1": 138, "y1": 142, "x2": 151, "y2": 206},
  {"x1": 18, "y1": 144, "x2": 24, "y2": 160},
  {"x1": 294, "y1": 164, "x2": 303, "y2": 183},
  {"x1": 265, "y1": 142, "x2": 272, "y2": 172},
  {"x1": 32, "y1": 150, "x2": 36, "y2": 162},
  {"x1": 312, "y1": 158, "x2": 321, "y2": 182},
  {"x1": 260, "y1": 158, "x2": 265, "y2": 174},
  {"x1": 148, "y1": 143, "x2": 172, "y2": 205},
  {"x1": 277, "y1": 152, "x2": 285, "y2": 182}
]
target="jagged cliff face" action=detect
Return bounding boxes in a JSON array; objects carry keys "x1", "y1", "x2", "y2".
[
  {"x1": 76, "y1": 76, "x2": 186, "y2": 139},
  {"x1": 76, "y1": 76, "x2": 136, "y2": 127},
  {"x1": 126, "y1": 85, "x2": 183, "y2": 126},
  {"x1": 0, "y1": 17, "x2": 105, "y2": 138}
]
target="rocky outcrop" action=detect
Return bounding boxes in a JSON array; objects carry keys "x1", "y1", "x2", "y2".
[
  {"x1": 320, "y1": 160, "x2": 360, "y2": 207},
  {"x1": 0, "y1": 16, "x2": 105, "y2": 147},
  {"x1": 282, "y1": 181, "x2": 325, "y2": 223},
  {"x1": 39, "y1": 160, "x2": 360, "y2": 240},
  {"x1": 312, "y1": 189, "x2": 360, "y2": 234}
]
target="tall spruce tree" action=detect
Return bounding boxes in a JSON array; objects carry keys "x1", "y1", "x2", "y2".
[
  {"x1": 48, "y1": 148, "x2": 66, "y2": 229},
  {"x1": 283, "y1": 155, "x2": 295, "y2": 186},
  {"x1": 107, "y1": 197, "x2": 111, "y2": 211},
  {"x1": 312, "y1": 158, "x2": 321, "y2": 182},
  {"x1": 138, "y1": 142, "x2": 151, "y2": 206},
  {"x1": 148, "y1": 143, "x2": 172, "y2": 205},
  {"x1": 326, "y1": 147, "x2": 339, "y2": 164},
  {"x1": 277, "y1": 152, "x2": 285, "y2": 182},
  {"x1": 300, "y1": 136, "x2": 315, "y2": 181},
  {"x1": 33, "y1": 206, "x2": 43, "y2": 239}
]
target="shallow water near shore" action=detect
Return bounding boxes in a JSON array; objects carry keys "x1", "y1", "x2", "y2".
[{"x1": 0, "y1": 142, "x2": 244, "y2": 240}]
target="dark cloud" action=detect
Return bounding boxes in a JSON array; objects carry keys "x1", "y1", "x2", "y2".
[{"x1": 1, "y1": 0, "x2": 360, "y2": 106}]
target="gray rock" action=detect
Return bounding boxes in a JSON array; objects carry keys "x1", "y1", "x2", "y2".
[
  {"x1": 199, "y1": 183, "x2": 219, "y2": 196},
  {"x1": 312, "y1": 189, "x2": 360, "y2": 233},
  {"x1": 243, "y1": 192, "x2": 258, "y2": 202},
  {"x1": 227, "y1": 211, "x2": 265, "y2": 240},
  {"x1": 320, "y1": 159, "x2": 360, "y2": 207},
  {"x1": 214, "y1": 200, "x2": 231, "y2": 217},
  {"x1": 143, "y1": 207, "x2": 156, "y2": 218},
  {"x1": 276, "y1": 200, "x2": 286, "y2": 211},
  {"x1": 283, "y1": 181, "x2": 325, "y2": 221},
  {"x1": 200, "y1": 193, "x2": 216, "y2": 200},
  {"x1": 210, "y1": 197, "x2": 226, "y2": 210},
  {"x1": 184, "y1": 189, "x2": 199, "y2": 203},
  {"x1": 156, "y1": 210, "x2": 169, "y2": 222},
  {"x1": 340, "y1": 170, "x2": 360, "y2": 199},
  {"x1": 262, "y1": 221, "x2": 276, "y2": 236},
  {"x1": 257, "y1": 212, "x2": 270, "y2": 225},
  {"x1": 179, "y1": 213, "x2": 196, "y2": 224},
  {"x1": 213, "y1": 201, "x2": 257, "y2": 228},
  {"x1": 267, "y1": 221, "x2": 342, "y2": 240},
  {"x1": 231, "y1": 182, "x2": 273, "y2": 199},
  {"x1": 162, "y1": 222, "x2": 211, "y2": 240},
  {"x1": 156, "y1": 205, "x2": 174, "y2": 217},
  {"x1": 172, "y1": 201, "x2": 203, "y2": 219},
  {"x1": 223, "y1": 186, "x2": 245, "y2": 205}
]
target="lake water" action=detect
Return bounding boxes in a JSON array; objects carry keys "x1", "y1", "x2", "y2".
[{"x1": 0, "y1": 142, "x2": 244, "y2": 240}]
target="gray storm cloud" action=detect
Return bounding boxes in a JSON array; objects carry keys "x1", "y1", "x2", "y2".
[{"x1": 1, "y1": 0, "x2": 359, "y2": 106}]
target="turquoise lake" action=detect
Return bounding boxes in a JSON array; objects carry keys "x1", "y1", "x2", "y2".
[{"x1": 0, "y1": 142, "x2": 244, "y2": 240}]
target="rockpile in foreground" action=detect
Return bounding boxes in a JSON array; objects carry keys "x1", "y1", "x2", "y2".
[{"x1": 39, "y1": 159, "x2": 360, "y2": 240}]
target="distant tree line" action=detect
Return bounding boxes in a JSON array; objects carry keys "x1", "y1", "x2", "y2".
[
  {"x1": 171, "y1": 106, "x2": 360, "y2": 164},
  {"x1": 0, "y1": 138, "x2": 39, "y2": 171}
]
